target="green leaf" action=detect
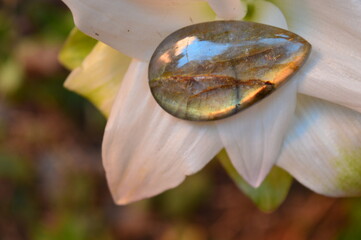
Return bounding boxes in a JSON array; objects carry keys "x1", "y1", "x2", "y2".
[
  {"x1": 217, "y1": 149, "x2": 292, "y2": 212},
  {"x1": 64, "y1": 42, "x2": 131, "y2": 116},
  {"x1": 59, "y1": 27, "x2": 97, "y2": 70}
]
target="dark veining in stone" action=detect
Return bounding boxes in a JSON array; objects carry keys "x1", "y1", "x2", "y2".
[{"x1": 149, "y1": 21, "x2": 311, "y2": 121}]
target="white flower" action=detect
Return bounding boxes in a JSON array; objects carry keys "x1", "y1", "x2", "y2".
[{"x1": 62, "y1": 0, "x2": 361, "y2": 204}]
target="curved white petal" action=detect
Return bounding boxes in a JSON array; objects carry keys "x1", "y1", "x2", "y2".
[
  {"x1": 278, "y1": 95, "x2": 361, "y2": 196},
  {"x1": 62, "y1": 0, "x2": 215, "y2": 61},
  {"x1": 274, "y1": 0, "x2": 361, "y2": 113},
  {"x1": 206, "y1": 0, "x2": 247, "y2": 20},
  {"x1": 64, "y1": 42, "x2": 131, "y2": 116},
  {"x1": 102, "y1": 59, "x2": 223, "y2": 204},
  {"x1": 216, "y1": 81, "x2": 298, "y2": 187},
  {"x1": 215, "y1": 0, "x2": 294, "y2": 187},
  {"x1": 247, "y1": 0, "x2": 288, "y2": 29}
]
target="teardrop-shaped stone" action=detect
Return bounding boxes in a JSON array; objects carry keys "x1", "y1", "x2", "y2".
[{"x1": 149, "y1": 21, "x2": 311, "y2": 121}]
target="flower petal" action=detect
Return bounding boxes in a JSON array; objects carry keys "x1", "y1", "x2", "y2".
[
  {"x1": 64, "y1": 42, "x2": 131, "y2": 116},
  {"x1": 102, "y1": 59, "x2": 223, "y2": 204},
  {"x1": 273, "y1": 0, "x2": 361, "y2": 113},
  {"x1": 62, "y1": 0, "x2": 215, "y2": 61},
  {"x1": 277, "y1": 95, "x2": 361, "y2": 196},
  {"x1": 216, "y1": 81, "x2": 298, "y2": 187},
  {"x1": 206, "y1": 0, "x2": 247, "y2": 20},
  {"x1": 245, "y1": 0, "x2": 288, "y2": 29}
]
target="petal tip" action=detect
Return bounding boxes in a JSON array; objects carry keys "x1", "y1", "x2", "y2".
[{"x1": 242, "y1": 171, "x2": 268, "y2": 188}]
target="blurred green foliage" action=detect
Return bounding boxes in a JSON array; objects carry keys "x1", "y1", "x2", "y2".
[
  {"x1": 338, "y1": 199, "x2": 361, "y2": 240},
  {"x1": 0, "y1": 152, "x2": 30, "y2": 181},
  {"x1": 0, "y1": 58, "x2": 24, "y2": 95},
  {"x1": 1, "y1": 0, "x2": 361, "y2": 239},
  {"x1": 154, "y1": 171, "x2": 212, "y2": 219}
]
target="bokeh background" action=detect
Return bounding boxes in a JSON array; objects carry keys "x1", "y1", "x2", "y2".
[{"x1": 1, "y1": 0, "x2": 361, "y2": 239}]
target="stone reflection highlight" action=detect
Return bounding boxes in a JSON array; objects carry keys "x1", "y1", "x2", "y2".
[{"x1": 149, "y1": 21, "x2": 311, "y2": 121}]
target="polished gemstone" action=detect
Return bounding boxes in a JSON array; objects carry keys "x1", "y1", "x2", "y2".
[{"x1": 148, "y1": 21, "x2": 311, "y2": 121}]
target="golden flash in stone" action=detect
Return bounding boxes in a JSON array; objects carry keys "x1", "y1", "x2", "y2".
[{"x1": 148, "y1": 21, "x2": 311, "y2": 121}]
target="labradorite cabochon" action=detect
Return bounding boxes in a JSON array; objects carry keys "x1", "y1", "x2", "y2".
[{"x1": 148, "y1": 21, "x2": 311, "y2": 121}]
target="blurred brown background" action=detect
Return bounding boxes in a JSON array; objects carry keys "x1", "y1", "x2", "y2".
[{"x1": 1, "y1": 0, "x2": 361, "y2": 239}]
